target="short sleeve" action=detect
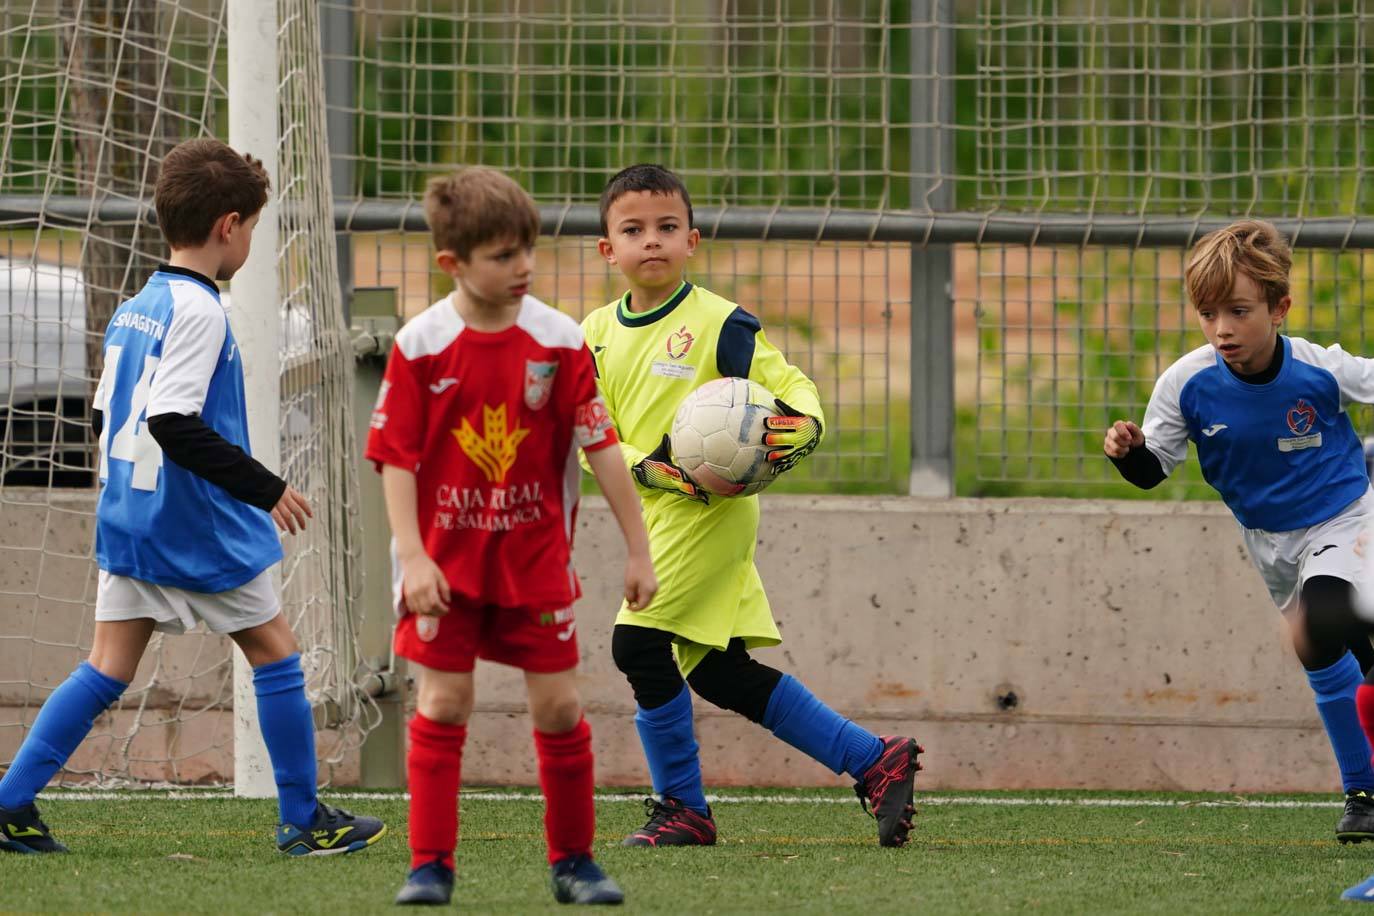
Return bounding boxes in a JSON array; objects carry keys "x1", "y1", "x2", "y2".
[
  {"x1": 1139, "y1": 367, "x2": 1191, "y2": 477},
  {"x1": 145, "y1": 297, "x2": 227, "y2": 417},
  {"x1": 1291, "y1": 339, "x2": 1374, "y2": 407},
  {"x1": 364, "y1": 347, "x2": 427, "y2": 472},
  {"x1": 568, "y1": 344, "x2": 617, "y2": 452}
]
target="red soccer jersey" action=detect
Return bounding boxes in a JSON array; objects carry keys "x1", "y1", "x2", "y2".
[{"x1": 365, "y1": 295, "x2": 617, "y2": 611}]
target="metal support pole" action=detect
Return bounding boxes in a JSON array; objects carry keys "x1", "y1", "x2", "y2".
[
  {"x1": 322, "y1": 1, "x2": 355, "y2": 321},
  {"x1": 909, "y1": 0, "x2": 955, "y2": 497},
  {"x1": 351, "y1": 288, "x2": 407, "y2": 787}
]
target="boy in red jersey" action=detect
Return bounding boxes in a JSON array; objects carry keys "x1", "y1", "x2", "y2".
[{"x1": 366, "y1": 167, "x2": 657, "y2": 907}]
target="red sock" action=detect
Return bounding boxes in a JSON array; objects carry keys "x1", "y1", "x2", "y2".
[
  {"x1": 407, "y1": 714, "x2": 466, "y2": 870},
  {"x1": 1357, "y1": 683, "x2": 1374, "y2": 752},
  {"x1": 534, "y1": 717, "x2": 595, "y2": 864}
]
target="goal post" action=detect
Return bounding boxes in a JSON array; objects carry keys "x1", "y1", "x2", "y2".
[{"x1": 227, "y1": 0, "x2": 280, "y2": 799}]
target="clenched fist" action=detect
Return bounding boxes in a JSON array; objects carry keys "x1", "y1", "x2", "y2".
[{"x1": 1103, "y1": 420, "x2": 1145, "y2": 459}]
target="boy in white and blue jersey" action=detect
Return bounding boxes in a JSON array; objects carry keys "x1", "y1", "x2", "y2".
[
  {"x1": 0, "y1": 139, "x2": 384, "y2": 857},
  {"x1": 1105, "y1": 219, "x2": 1374, "y2": 846}
]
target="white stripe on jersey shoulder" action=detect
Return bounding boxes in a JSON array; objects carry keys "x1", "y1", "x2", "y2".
[
  {"x1": 166, "y1": 276, "x2": 227, "y2": 321},
  {"x1": 515, "y1": 295, "x2": 584, "y2": 350},
  {"x1": 394, "y1": 296, "x2": 465, "y2": 359}
]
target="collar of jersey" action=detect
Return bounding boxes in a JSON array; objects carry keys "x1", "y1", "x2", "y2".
[
  {"x1": 156, "y1": 264, "x2": 221, "y2": 299},
  {"x1": 1214, "y1": 334, "x2": 1290, "y2": 391},
  {"x1": 616, "y1": 281, "x2": 692, "y2": 327}
]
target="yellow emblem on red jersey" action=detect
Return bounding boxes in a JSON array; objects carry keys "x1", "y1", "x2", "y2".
[{"x1": 453, "y1": 403, "x2": 530, "y2": 483}]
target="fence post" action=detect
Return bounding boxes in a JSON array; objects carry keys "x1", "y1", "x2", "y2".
[
  {"x1": 322, "y1": 2, "x2": 354, "y2": 318},
  {"x1": 909, "y1": 0, "x2": 955, "y2": 497}
]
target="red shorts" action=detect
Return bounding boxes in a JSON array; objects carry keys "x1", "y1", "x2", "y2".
[{"x1": 393, "y1": 597, "x2": 579, "y2": 674}]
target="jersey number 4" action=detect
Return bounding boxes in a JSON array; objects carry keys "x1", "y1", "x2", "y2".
[{"x1": 97, "y1": 344, "x2": 165, "y2": 491}]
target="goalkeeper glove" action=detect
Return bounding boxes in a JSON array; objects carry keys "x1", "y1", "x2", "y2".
[
  {"x1": 632, "y1": 434, "x2": 709, "y2": 503},
  {"x1": 764, "y1": 399, "x2": 822, "y2": 475}
]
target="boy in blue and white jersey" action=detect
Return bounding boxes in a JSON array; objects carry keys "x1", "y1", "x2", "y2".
[
  {"x1": 1105, "y1": 219, "x2": 1374, "y2": 844},
  {"x1": 0, "y1": 138, "x2": 384, "y2": 857}
]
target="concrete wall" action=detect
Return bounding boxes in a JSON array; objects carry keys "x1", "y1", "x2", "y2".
[{"x1": 1, "y1": 492, "x2": 1341, "y2": 792}]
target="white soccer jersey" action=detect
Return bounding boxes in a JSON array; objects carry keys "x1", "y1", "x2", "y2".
[
  {"x1": 95, "y1": 267, "x2": 281, "y2": 591},
  {"x1": 1142, "y1": 335, "x2": 1374, "y2": 531}
]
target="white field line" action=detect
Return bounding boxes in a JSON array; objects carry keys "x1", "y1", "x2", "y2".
[{"x1": 35, "y1": 790, "x2": 1344, "y2": 810}]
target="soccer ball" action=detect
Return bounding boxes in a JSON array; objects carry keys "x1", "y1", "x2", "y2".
[{"x1": 670, "y1": 376, "x2": 779, "y2": 497}]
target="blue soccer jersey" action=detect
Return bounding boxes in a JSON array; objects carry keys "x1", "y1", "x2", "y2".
[
  {"x1": 94, "y1": 268, "x2": 281, "y2": 591},
  {"x1": 1142, "y1": 335, "x2": 1374, "y2": 531}
]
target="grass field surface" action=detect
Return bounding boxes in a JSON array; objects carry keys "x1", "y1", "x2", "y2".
[{"x1": 4, "y1": 788, "x2": 1374, "y2": 913}]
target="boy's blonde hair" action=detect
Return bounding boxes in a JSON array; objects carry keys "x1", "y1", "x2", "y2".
[
  {"x1": 155, "y1": 138, "x2": 270, "y2": 248},
  {"x1": 423, "y1": 167, "x2": 540, "y2": 259},
  {"x1": 1185, "y1": 219, "x2": 1292, "y2": 310}
]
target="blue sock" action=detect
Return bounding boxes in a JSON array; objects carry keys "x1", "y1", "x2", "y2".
[
  {"x1": 0, "y1": 662, "x2": 126, "y2": 810},
  {"x1": 634, "y1": 684, "x2": 707, "y2": 814},
  {"x1": 762, "y1": 674, "x2": 884, "y2": 780},
  {"x1": 1307, "y1": 651, "x2": 1374, "y2": 792},
  {"x1": 253, "y1": 654, "x2": 318, "y2": 827}
]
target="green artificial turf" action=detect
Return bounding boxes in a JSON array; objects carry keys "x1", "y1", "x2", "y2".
[{"x1": 3, "y1": 788, "x2": 1373, "y2": 914}]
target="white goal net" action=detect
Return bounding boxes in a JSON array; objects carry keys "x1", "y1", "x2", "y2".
[{"x1": 0, "y1": 0, "x2": 373, "y2": 786}]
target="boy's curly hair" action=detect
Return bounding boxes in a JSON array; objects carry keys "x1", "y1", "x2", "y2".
[{"x1": 1185, "y1": 219, "x2": 1292, "y2": 310}]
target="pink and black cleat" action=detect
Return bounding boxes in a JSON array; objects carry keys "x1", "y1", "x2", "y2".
[
  {"x1": 853, "y1": 736, "x2": 923, "y2": 847},
  {"x1": 621, "y1": 796, "x2": 717, "y2": 847}
]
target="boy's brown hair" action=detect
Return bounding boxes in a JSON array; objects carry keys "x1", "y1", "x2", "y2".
[
  {"x1": 1185, "y1": 219, "x2": 1292, "y2": 310},
  {"x1": 598, "y1": 164, "x2": 693, "y2": 236},
  {"x1": 154, "y1": 138, "x2": 270, "y2": 249},
  {"x1": 423, "y1": 167, "x2": 540, "y2": 259}
]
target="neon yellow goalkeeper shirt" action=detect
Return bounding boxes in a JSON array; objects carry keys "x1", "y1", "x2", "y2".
[{"x1": 581, "y1": 281, "x2": 824, "y2": 674}]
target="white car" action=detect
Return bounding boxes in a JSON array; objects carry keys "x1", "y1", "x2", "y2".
[{"x1": 1, "y1": 258, "x2": 315, "y2": 487}]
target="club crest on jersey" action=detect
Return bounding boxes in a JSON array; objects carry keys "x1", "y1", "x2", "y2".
[
  {"x1": 1286, "y1": 399, "x2": 1316, "y2": 435},
  {"x1": 1278, "y1": 398, "x2": 1322, "y2": 452},
  {"x1": 666, "y1": 325, "x2": 695, "y2": 360},
  {"x1": 524, "y1": 360, "x2": 558, "y2": 410}
]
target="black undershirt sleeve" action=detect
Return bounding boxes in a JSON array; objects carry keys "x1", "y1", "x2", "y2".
[
  {"x1": 146, "y1": 412, "x2": 287, "y2": 512},
  {"x1": 1109, "y1": 444, "x2": 1167, "y2": 490},
  {"x1": 91, "y1": 407, "x2": 103, "y2": 439}
]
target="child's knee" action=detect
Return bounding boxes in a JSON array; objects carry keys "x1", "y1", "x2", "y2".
[
  {"x1": 1301, "y1": 575, "x2": 1359, "y2": 670},
  {"x1": 416, "y1": 672, "x2": 474, "y2": 725},
  {"x1": 530, "y1": 692, "x2": 584, "y2": 734},
  {"x1": 686, "y1": 640, "x2": 783, "y2": 724}
]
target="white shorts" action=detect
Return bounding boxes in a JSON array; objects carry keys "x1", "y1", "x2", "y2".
[
  {"x1": 94, "y1": 568, "x2": 280, "y2": 635},
  {"x1": 1242, "y1": 488, "x2": 1372, "y2": 610}
]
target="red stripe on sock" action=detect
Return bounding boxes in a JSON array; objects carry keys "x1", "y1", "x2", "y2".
[
  {"x1": 534, "y1": 717, "x2": 595, "y2": 864},
  {"x1": 408, "y1": 714, "x2": 466, "y2": 871}
]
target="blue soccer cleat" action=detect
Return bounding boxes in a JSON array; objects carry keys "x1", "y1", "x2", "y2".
[
  {"x1": 394, "y1": 859, "x2": 455, "y2": 906},
  {"x1": 0, "y1": 803, "x2": 67, "y2": 854},
  {"x1": 276, "y1": 802, "x2": 386, "y2": 856},
  {"x1": 550, "y1": 854, "x2": 624, "y2": 905},
  {"x1": 1343, "y1": 873, "x2": 1374, "y2": 902}
]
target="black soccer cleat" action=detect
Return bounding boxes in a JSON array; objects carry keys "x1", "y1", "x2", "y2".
[
  {"x1": 1338, "y1": 789, "x2": 1374, "y2": 844},
  {"x1": 621, "y1": 796, "x2": 717, "y2": 847},
  {"x1": 276, "y1": 802, "x2": 387, "y2": 856},
  {"x1": 394, "y1": 859, "x2": 455, "y2": 906},
  {"x1": 0, "y1": 803, "x2": 67, "y2": 854},
  {"x1": 550, "y1": 854, "x2": 625, "y2": 905},
  {"x1": 854, "y1": 735, "x2": 922, "y2": 847}
]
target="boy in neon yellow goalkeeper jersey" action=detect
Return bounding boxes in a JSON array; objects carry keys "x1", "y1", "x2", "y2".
[{"x1": 582, "y1": 164, "x2": 922, "y2": 849}]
